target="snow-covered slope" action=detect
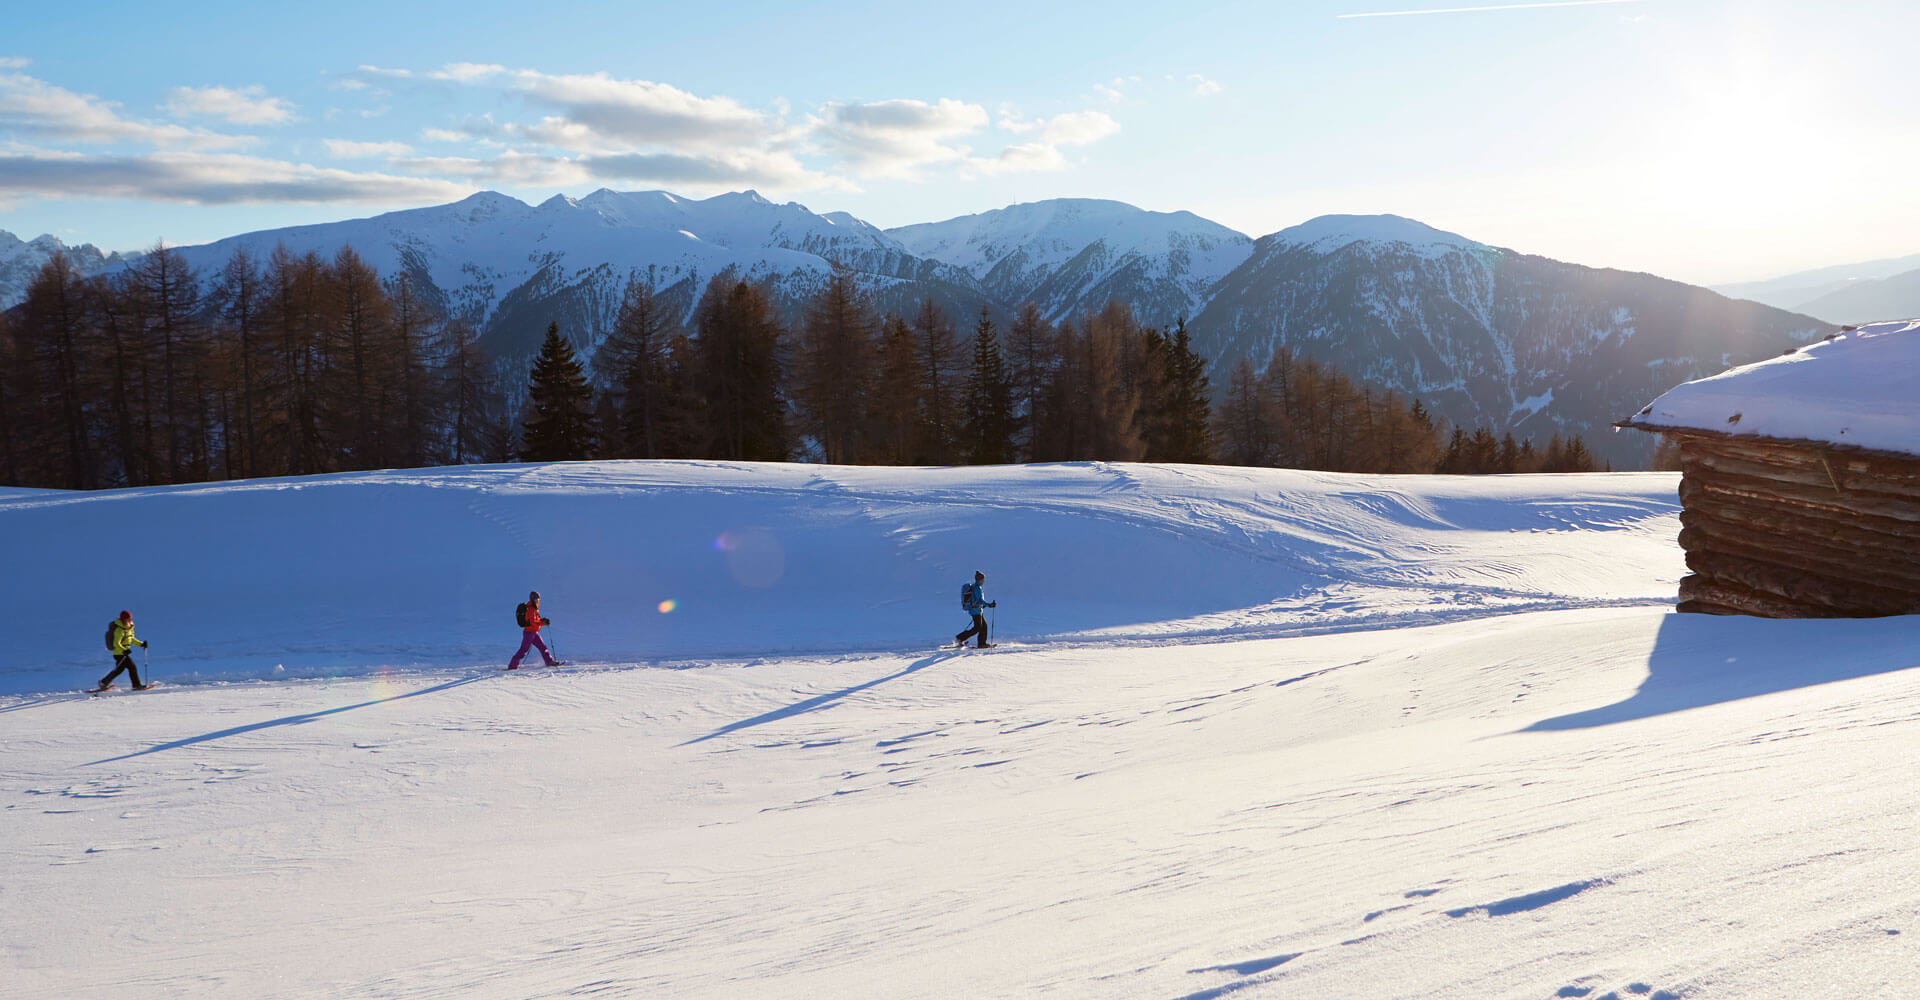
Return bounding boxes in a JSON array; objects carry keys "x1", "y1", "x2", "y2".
[
  {"x1": 0, "y1": 462, "x2": 1679, "y2": 694},
  {"x1": 1192, "y1": 215, "x2": 1836, "y2": 467},
  {"x1": 888, "y1": 198, "x2": 1253, "y2": 325},
  {"x1": 0, "y1": 229, "x2": 129, "y2": 309},
  {"x1": 152, "y1": 190, "x2": 995, "y2": 363},
  {"x1": 10, "y1": 462, "x2": 1920, "y2": 998}
]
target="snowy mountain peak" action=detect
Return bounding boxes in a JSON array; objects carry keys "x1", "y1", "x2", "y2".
[
  {"x1": 0, "y1": 229, "x2": 125, "y2": 309},
  {"x1": 451, "y1": 190, "x2": 527, "y2": 222},
  {"x1": 887, "y1": 197, "x2": 1254, "y2": 325},
  {"x1": 1271, "y1": 214, "x2": 1485, "y2": 257}
]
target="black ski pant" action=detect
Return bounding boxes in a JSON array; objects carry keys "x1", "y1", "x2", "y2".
[
  {"x1": 99, "y1": 653, "x2": 142, "y2": 688},
  {"x1": 956, "y1": 613, "x2": 989, "y2": 648}
]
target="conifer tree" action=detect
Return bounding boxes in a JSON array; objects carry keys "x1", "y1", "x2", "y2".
[
  {"x1": 133, "y1": 245, "x2": 204, "y2": 483},
  {"x1": 795, "y1": 276, "x2": 877, "y2": 464},
  {"x1": 211, "y1": 248, "x2": 264, "y2": 478},
  {"x1": 520, "y1": 322, "x2": 598, "y2": 462},
  {"x1": 960, "y1": 309, "x2": 1016, "y2": 464},
  {"x1": 1157, "y1": 318, "x2": 1214, "y2": 463},
  {"x1": 1003, "y1": 302, "x2": 1053, "y2": 461},
  {"x1": 867, "y1": 314, "x2": 921, "y2": 464},
  {"x1": 694, "y1": 275, "x2": 787, "y2": 461},
  {"x1": 18, "y1": 252, "x2": 97, "y2": 488},
  {"x1": 440, "y1": 318, "x2": 500, "y2": 464},
  {"x1": 598, "y1": 273, "x2": 675, "y2": 458},
  {"x1": 910, "y1": 299, "x2": 961, "y2": 463},
  {"x1": 0, "y1": 308, "x2": 19, "y2": 486}
]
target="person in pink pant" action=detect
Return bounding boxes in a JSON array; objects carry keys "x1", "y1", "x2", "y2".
[{"x1": 508, "y1": 590, "x2": 561, "y2": 669}]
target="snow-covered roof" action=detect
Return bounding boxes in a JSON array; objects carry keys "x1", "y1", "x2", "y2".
[{"x1": 1623, "y1": 318, "x2": 1920, "y2": 456}]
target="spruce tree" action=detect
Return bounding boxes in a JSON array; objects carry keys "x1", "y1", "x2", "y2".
[
  {"x1": 960, "y1": 310, "x2": 1015, "y2": 464},
  {"x1": 694, "y1": 276, "x2": 787, "y2": 461},
  {"x1": 520, "y1": 322, "x2": 598, "y2": 462},
  {"x1": 1159, "y1": 318, "x2": 1214, "y2": 463}
]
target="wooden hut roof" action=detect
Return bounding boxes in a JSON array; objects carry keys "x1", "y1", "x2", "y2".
[{"x1": 1620, "y1": 318, "x2": 1920, "y2": 458}]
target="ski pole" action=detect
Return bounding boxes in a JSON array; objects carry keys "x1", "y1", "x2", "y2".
[
  {"x1": 548, "y1": 625, "x2": 559, "y2": 662},
  {"x1": 991, "y1": 604, "x2": 997, "y2": 644},
  {"x1": 144, "y1": 644, "x2": 150, "y2": 683}
]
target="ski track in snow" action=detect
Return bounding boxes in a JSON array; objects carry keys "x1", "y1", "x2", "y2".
[{"x1": 6, "y1": 462, "x2": 1920, "y2": 998}]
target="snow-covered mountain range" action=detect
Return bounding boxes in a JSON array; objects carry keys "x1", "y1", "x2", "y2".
[
  {"x1": 0, "y1": 230, "x2": 128, "y2": 308},
  {"x1": 131, "y1": 189, "x2": 1002, "y2": 365},
  {"x1": 7, "y1": 193, "x2": 1839, "y2": 466},
  {"x1": 1190, "y1": 215, "x2": 1834, "y2": 465},
  {"x1": 887, "y1": 198, "x2": 1252, "y2": 324}
]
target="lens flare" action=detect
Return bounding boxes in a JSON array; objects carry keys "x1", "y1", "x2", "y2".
[{"x1": 657, "y1": 599, "x2": 677, "y2": 614}]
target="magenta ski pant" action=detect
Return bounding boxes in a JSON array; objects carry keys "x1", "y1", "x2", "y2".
[{"x1": 509, "y1": 631, "x2": 557, "y2": 668}]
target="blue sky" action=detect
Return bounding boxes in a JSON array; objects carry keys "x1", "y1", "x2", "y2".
[{"x1": 2, "y1": 0, "x2": 1913, "y2": 285}]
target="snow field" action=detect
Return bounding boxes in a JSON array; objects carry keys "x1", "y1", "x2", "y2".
[{"x1": 5, "y1": 462, "x2": 1919, "y2": 997}]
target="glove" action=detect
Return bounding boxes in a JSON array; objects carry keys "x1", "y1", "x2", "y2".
[
  {"x1": 543, "y1": 617, "x2": 554, "y2": 625},
  {"x1": 989, "y1": 602, "x2": 997, "y2": 608}
]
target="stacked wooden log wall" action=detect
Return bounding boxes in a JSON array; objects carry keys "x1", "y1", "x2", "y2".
[{"x1": 1667, "y1": 431, "x2": 1920, "y2": 617}]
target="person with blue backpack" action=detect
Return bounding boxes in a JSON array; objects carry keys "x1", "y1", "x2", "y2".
[{"x1": 954, "y1": 570, "x2": 997, "y2": 649}]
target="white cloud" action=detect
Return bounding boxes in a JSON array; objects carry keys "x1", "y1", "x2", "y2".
[
  {"x1": 165, "y1": 85, "x2": 297, "y2": 126},
  {"x1": 974, "y1": 142, "x2": 1069, "y2": 174},
  {"x1": 0, "y1": 71, "x2": 252, "y2": 149},
  {"x1": 0, "y1": 149, "x2": 470, "y2": 204},
  {"x1": 352, "y1": 62, "x2": 1111, "y2": 192},
  {"x1": 1035, "y1": 110, "x2": 1120, "y2": 146},
  {"x1": 980, "y1": 110, "x2": 1118, "y2": 174},
  {"x1": 433, "y1": 63, "x2": 506, "y2": 83},
  {"x1": 1189, "y1": 74, "x2": 1224, "y2": 97},
  {"x1": 504, "y1": 69, "x2": 775, "y2": 152},
  {"x1": 0, "y1": 57, "x2": 29, "y2": 70},
  {"x1": 808, "y1": 98, "x2": 988, "y2": 178},
  {"x1": 396, "y1": 146, "x2": 838, "y2": 193},
  {"x1": 324, "y1": 139, "x2": 415, "y2": 158},
  {"x1": 397, "y1": 151, "x2": 593, "y2": 187}
]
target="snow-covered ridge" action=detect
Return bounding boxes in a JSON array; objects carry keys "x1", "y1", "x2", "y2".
[
  {"x1": 887, "y1": 198, "x2": 1254, "y2": 324},
  {"x1": 1270, "y1": 213, "x2": 1487, "y2": 258},
  {"x1": 0, "y1": 229, "x2": 128, "y2": 309},
  {"x1": 1624, "y1": 318, "x2": 1920, "y2": 454}
]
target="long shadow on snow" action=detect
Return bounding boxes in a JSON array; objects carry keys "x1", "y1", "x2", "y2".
[
  {"x1": 86, "y1": 676, "x2": 485, "y2": 765},
  {"x1": 1525, "y1": 612, "x2": 1920, "y2": 731},
  {"x1": 682, "y1": 649, "x2": 961, "y2": 746}
]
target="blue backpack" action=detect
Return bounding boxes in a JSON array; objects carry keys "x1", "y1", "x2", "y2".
[{"x1": 960, "y1": 582, "x2": 975, "y2": 610}]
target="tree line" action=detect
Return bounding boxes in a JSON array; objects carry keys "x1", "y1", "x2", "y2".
[
  {"x1": 0, "y1": 246, "x2": 1601, "y2": 491},
  {"x1": 0, "y1": 245, "x2": 509, "y2": 489}
]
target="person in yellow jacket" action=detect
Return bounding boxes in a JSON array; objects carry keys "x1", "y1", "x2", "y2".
[{"x1": 95, "y1": 610, "x2": 151, "y2": 691}]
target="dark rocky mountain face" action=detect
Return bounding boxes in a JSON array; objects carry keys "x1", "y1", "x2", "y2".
[{"x1": 1192, "y1": 232, "x2": 1835, "y2": 467}]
